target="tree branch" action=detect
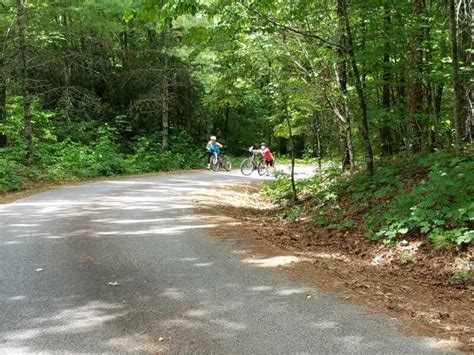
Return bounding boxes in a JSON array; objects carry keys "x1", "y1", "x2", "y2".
[{"x1": 239, "y1": 2, "x2": 342, "y2": 50}]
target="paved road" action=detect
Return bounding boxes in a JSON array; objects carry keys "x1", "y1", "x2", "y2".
[{"x1": 0, "y1": 171, "x2": 452, "y2": 354}]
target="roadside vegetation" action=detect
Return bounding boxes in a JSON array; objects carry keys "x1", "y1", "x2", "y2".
[{"x1": 262, "y1": 151, "x2": 473, "y2": 248}]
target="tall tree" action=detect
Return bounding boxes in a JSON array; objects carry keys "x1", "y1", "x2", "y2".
[
  {"x1": 380, "y1": 5, "x2": 393, "y2": 156},
  {"x1": 0, "y1": 51, "x2": 6, "y2": 147},
  {"x1": 450, "y1": 0, "x2": 469, "y2": 149},
  {"x1": 336, "y1": 0, "x2": 354, "y2": 169},
  {"x1": 340, "y1": 0, "x2": 374, "y2": 174},
  {"x1": 16, "y1": 0, "x2": 32, "y2": 165},
  {"x1": 408, "y1": 0, "x2": 425, "y2": 152}
]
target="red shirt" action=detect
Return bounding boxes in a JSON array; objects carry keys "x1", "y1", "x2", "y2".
[{"x1": 261, "y1": 148, "x2": 273, "y2": 161}]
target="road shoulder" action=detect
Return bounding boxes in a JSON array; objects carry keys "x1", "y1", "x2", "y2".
[{"x1": 188, "y1": 182, "x2": 472, "y2": 353}]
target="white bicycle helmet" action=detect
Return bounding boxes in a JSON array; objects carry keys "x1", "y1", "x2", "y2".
[{"x1": 210, "y1": 135, "x2": 217, "y2": 140}]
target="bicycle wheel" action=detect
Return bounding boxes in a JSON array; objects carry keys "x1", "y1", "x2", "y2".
[
  {"x1": 210, "y1": 155, "x2": 220, "y2": 172},
  {"x1": 257, "y1": 162, "x2": 267, "y2": 176},
  {"x1": 240, "y1": 158, "x2": 254, "y2": 176},
  {"x1": 222, "y1": 155, "x2": 232, "y2": 171}
]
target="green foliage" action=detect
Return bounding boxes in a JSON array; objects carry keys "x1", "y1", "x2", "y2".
[
  {"x1": 264, "y1": 152, "x2": 474, "y2": 248},
  {"x1": 0, "y1": 125, "x2": 204, "y2": 193},
  {"x1": 0, "y1": 156, "x2": 24, "y2": 192},
  {"x1": 452, "y1": 270, "x2": 472, "y2": 280},
  {"x1": 279, "y1": 205, "x2": 302, "y2": 221},
  {"x1": 365, "y1": 152, "x2": 474, "y2": 246}
]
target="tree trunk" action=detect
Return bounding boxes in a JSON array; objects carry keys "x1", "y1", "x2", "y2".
[
  {"x1": 341, "y1": 0, "x2": 374, "y2": 174},
  {"x1": 0, "y1": 53, "x2": 6, "y2": 147},
  {"x1": 285, "y1": 109, "x2": 297, "y2": 202},
  {"x1": 409, "y1": 0, "x2": 425, "y2": 152},
  {"x1": 314, "y1": 114, "x2": 323, "y2": 170},
  {"x1": 282, "y1": 98, "x2": 297, "y2": 201},
  {"x1": 450, "y1": 0, "x2": 465, "y2": 150},
  {"x1": 381, "y1": 7, "x2": 393, "y2": 156},
  {"x1": 17, "y1": 0, "x2": 33, "y2": 165},
  {"x1": 162, "y1": 54, "x2": 169, "y2": 151},
  {"x1": 459, "y1": 0, "x2": 473, "y2": 143},
  {"x1": 336, "y1": 0, "x2": 354, "y2": 170},
  {"x1": 468, "y1": 0, "x2": 474, "y2": 143},
  {"x1": 61, "y1": 12, "x2": 72, "y2": 125},
  {"x1": 224, "y1": 102, "x2": 229, "y2": 140},
  {"x1": 433, "y1": 84, "x2": 444, "y2": 147}
]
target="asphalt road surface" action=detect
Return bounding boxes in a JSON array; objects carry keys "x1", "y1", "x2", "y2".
[{"x1": 0, "y1": 170, "x2": 454, "y2": 354}]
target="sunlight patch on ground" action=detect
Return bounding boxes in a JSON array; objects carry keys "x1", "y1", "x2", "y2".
[
  {"x1": 105, "y1": 334, "x2": 166, "y2": 353},
  {"x1": 371, "y1": 241, "x2": 424, "y2": 266},
  {"x1": 91, "y1": 216, "x2": 198, "y2": 224},
  {"x1": 431, "y1": 338, "x2": 464, "y2": 350},
  {"x1": 185, "y1": 309, "x2": 208, "y2": 318},
  {"x1": 311, "y1": 321, "x2": 338, "y2": 329},
  {"x1": 250, "y1": 286, "x2": 273, "y2": 292},
  {"x1": 1, "y1": 301, "x2": 123, "y2": 343},
  {"x1": 103, "y1": 180, "x2": 157, "y2": 185},
  {"x1": 161, "y1": 288, "x2": 185, "y2": 300},
  {"x1": 298, "y1": 251, "x2": 351, "y2": 262},
  {"x1": 243, "y1": 255, "x2": 306, "y2": 268},
  {"x1": 3, "y1": 241, "x2": 25, "y2": 245},
  {"x1": 8, "y1": 224, "x2": 39, "y2": 228},
  {"x1": 193, "y1": 262, "x2": 215, "y2": 267},
  {"x1": 96, "y1": 223, "x2": 217, "y2": 237},
  {"x1": 7, "y1": 295, "x2": 27, "y2": 301},
  {"x1": 275, "y1": 287, "x2": 308, "y2": 296},
  {"x1": 42, "y1": 235, "x2": 66, "y2": 240}
]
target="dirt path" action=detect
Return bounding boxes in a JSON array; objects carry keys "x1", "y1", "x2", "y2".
[{"x1": 190, "y1": 183, "x2": 474, "y2": 353}]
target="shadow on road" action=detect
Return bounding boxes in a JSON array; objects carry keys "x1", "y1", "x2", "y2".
[{"x1": 0, "y1": 173, "x2": 451, "y2": 353}]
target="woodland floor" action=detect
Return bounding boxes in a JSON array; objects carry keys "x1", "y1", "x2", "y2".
[{"x1": 189, "y1": 183, "x2": 474, "y2": 353}]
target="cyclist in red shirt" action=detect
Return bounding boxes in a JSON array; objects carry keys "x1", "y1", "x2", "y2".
[{"x1": 258, "y1": 143, "x2": 274, "y2": 167}]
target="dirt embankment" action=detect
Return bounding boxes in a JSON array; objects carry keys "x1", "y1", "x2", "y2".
[{"x1": 189, "y1": 182, "x2": 474, "y2": 353}]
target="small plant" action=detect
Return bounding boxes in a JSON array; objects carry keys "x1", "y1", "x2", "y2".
[
  {"x1": 452, "y1": 270, "x2": 472, "y2": 280},
  {"x1": 399, "y1": 250, "x2": 414, "y2": 263},
  {"x1": 281, "y1": 205, "x2": 302, "y2": 220}
]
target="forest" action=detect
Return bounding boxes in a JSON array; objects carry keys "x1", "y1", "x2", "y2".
[{"x1": 0, "y1": 1, "x2": 473, "y2": 246}]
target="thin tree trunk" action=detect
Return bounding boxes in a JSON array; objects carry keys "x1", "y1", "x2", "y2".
[
  {"x1": 284, "y1": 100, "x2": 297, "y2": 202},
  {"x1": 224, "y1": 102, "x2": 229, "y2": 140},
  {"x1": 314, "y1": 115, "x2": 322, "y2": 170},
  {"x1": 17, "y1": 0, "x2": 32, "y2": 165},
  {"x1": 162, "y1": 54, "x2": 169, "y2": 151},
  {"x1": 341, "y1": 0, "x2": 374, "y2": 174},
  {"x1": 336, "y1": 0, "x2": 354, "y2": 170},
  {"x1": 433, "y1": 84, "x2": 444, "y2": 147},
  {"x1": 397, "y1": 67, "x2": 407, "y2": 153},
  {"x1": 409, "y1": 0, "x2": 425, "y2": 152},
  {"x1": 450, "y1": 0, "x2": 465, "y2": 150},
  {"x1": 61, "y1": 12, "x2": 72, "y2": 125},
  {"x1": 381, "y1": 6, "x2": 393, "y2": 156},
  {"x1": 0, "y1": 53, "x2": 6, "y2": 147},
  {"x1": 460, "y1": 0, "x2": 473, "y2": 143}
]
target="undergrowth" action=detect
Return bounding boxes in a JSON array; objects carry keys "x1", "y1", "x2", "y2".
[
  {"x1": 0, "y1": 128, "x2": 204, "y2": 194},
  {"x1": 261, "y1": 151, "x2": 474, "y2": 248}
]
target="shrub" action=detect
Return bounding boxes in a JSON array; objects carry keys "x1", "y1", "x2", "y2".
[
  {"x1": 366, "y1": 152, "x2": 473, "y2": 246},
  {"x1": 0, "y1": 157, "x2": 23, "y2": 193},
  {"x1": 263, "y1": 152, "x2": 474, "y2": 248}
]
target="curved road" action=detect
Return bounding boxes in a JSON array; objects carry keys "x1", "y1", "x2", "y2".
[{"x1": 0, "y1": 171, "x2": 452, "y2": 354}]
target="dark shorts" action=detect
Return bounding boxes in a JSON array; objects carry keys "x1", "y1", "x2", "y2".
[{"x1": 265, "y1": 160, "x2": 274, "y2": 167}]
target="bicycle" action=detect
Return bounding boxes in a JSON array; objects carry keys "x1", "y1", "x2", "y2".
[
  {"x1": 240, "y1": 146, "x2": 268, "y2": 176},
  {"x1": 209, "y1": 151, "x2": 232, "y2": 172}
]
